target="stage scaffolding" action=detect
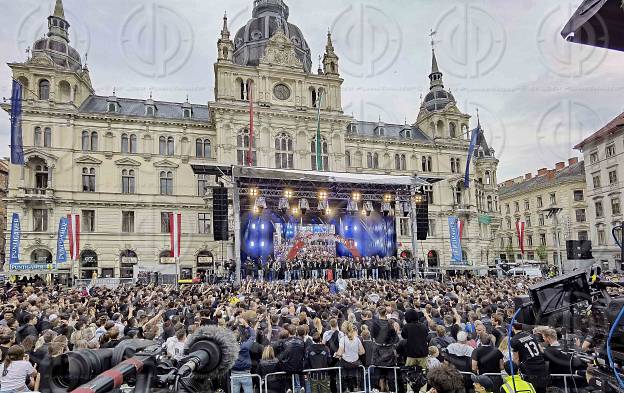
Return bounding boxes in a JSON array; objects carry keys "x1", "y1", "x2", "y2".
[{"x1": 191, "y1": 164, "x2": 442, "y2": 285}]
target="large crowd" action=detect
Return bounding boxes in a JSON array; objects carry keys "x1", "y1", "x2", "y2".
[{"x1": 0, "y1": 271, "x2": 619, "y2": 393}]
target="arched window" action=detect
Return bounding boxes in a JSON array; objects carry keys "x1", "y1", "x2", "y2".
[
  {"x1": 487, "y1": 195, "x2": 493, "y2": 212},
  {"x1": 367, "y1": 152, "x2": 373, "y2": 169},
  {"x1": 345, "y1": 151, "x2": 351, "y2": 167},
  {"x1": 159, "y1": 136, "x2": 166, "y2": 155},
  {"x1": 82, "y1": 167, "x2": 96, "y2": 192},
  {"x1": 427, "y1": 250, "x2": 439, "y2": 267},
  {"x1": 450, "y1": 123, "x2": 457, "y2": 138},
  {"x1": 34, "y1": 127, "x2": 42, "y2": 147},
  {"x1": 455, "y1": 181, "x2": 463, "y2": 205},
  {"x1": 167, "y1": 137, "x2": 174, "y2": 156},
  {"x1": 82, "y1": 131, "x2": 90, "y2": 151},
  {"x1": 38, "y1": 79, "x2": 50, "y2": 100},
  {"x1": 122, "y1": 169, "x2": 135, "y2": 194},
  {"x1": 274, "y1": 132, "x2": 293, "y2": 169},
  {"x1": 238, "y1": 79, "x2": 249, "y2": 100},
  {"x1": 34, "y1": 164, "x2": 49, "y2": 190},
  {"x1": 485, "y1": 171, "x2": 491, "y2": 185},
  {"x1": 44, "y1": 127, "x2": 51, "y2": 147},
  {"x1": 237, "y1": 128, "x2": 256, "y2": 166},
  {"x1": 121, "y1": 134, "x2": 129, "y2": 153},
  {"x1": 400, "y1": 154, "x2": 407, "y2": 170},
  {"x1": 130, "y1": 134, "x2": 137, "y2": 153},
  {"x1": 373, "y1": 153, "x2": 379, "y2": 169},
  {"x1": 311, "y1": 136, "x2": 329, "y2": 171},
  {"x1": 395, "y1": 154, "x2": 401, "y2": 170},
  {"x1": 90, "y1": 132, "x2": 98, "y2": 151},
  {"x1": 311, "y1": 88, "x2": 317, "y2": 108},
  {"x1": 421, "y1": 156, "x2": 432, "y2": 172},
  {"x1": 196, "y1": 139, "x2": 211, "y2": 158},
  {"x1": 428, "y1": 156, "x2": 433, "y2": 172},
  {"x1": 159, "y1": 171, "x2": 173, "y2": 195}
]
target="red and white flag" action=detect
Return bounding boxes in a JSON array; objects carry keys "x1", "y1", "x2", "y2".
[
  {"x1": 169, "y1": 212, "x2": 182, "y2": 259},
  {"x1": 247, "y1": 80, "x2": 254, "y2": 166},
  {"x1": 68, "y1": 213, "x2": 80, "y2": 261},
  {"x1": 458, "y1": 219, "x2": 464, "y2": 241},
  {"x1": 516, "y1": 220, "x2": 526, "y2": 255}
]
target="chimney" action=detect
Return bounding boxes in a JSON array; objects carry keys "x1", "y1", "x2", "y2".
[
  {"x1": 568, "y1": 157, "x2": 579, "y2": 166},
  {"x1": 547, "y1": 170, "x2": 556, "y2": 180},
  {"x1": 537, "y1": 168, "x2": 548, "y2": 176},
  {"x1": 525, "y1": 173, "x2": 532, "y2": 180},
  {"x1": 504, "y1": 180, "x2": 514, "y2": 187},
  {"x1": 555, "y1": 162, "x2": 565, "y2": 170}
]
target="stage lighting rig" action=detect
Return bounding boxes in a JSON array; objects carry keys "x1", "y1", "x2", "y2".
[
  {"x1": 278, "y1": 197, "x2": 289, "y2": 212},
  {"x1": 318, "y1": 190, "x2": 328, "y2": 200},
  {"x1": 383, "y1": 193, "x2": 393, "y2": 203},
  {"x1": 318, "y1": 199, "x2": 328, "y2": 211},
  {"x1": 352, "y1": 191, "x2": 361, "y2": 201},
  {"x1": 401, "y1": 202, "x2": 411, "y2": 217},
  {"x1": 413, "y1": 193, "x2": 425, "y2": 204},
  {"x1": 249, "y1": 187, "x2": 259, "y2": 197},
  {"x1": 284, "y1": 189, "x2": 293, "y2": 198},
  {"x1": 299, "y1": 198, "x2": 309, "y2": 215},
  {"x1": 347, "y1": 199, "x2": 358, "y2": 215},
  {"x1": 364, "y1": 201, "x2": 374, "y2": 216},
  {"x1": 382, "y1": 202, "x2": 392, "y2": 217}
]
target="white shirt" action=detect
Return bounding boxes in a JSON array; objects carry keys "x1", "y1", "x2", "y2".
[
  {"x1": 322, "y1": 329, "x2": 344, "y2": 344},
  {"x1": 0, "y1": 360, "x2": 34, "y2": 391},
  {"x1": 339, "y1": 335, "x2": 362, "y2": 363},
  {"x1": 166, "y1": 337, "x2": 186, "y2": 360}
]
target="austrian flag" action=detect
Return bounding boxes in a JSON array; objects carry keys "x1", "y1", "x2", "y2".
[
  {"x1": 169, "y1": 213, "x2": 182, "y2": 259},
  {"x1": 68, "y1": 213, "x2": 80, "y2": 261}
]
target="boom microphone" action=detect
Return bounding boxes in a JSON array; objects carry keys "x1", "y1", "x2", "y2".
[{"x1": 180, "y1": 325, "x2": 239, "y2": 380}]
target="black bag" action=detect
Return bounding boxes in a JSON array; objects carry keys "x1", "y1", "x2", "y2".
[
  {"x1": 327, "y1": 331, "x2": 340, "y2": 356},
  {"x1": 374, "y1": 344, "x2": 396, "y2": 366}
]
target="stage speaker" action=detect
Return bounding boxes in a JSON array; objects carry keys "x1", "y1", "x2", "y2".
[
  {"x1": 415, "y1": 201, "x2": 429, "y2": 241},
  {"x1": 566, "y1": 240, "x2": 593, "y2": 260},
  {"x1": 213, "y1": 187, "x2": 229, "y2": 241}
]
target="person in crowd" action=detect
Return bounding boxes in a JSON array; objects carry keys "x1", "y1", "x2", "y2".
[
  {"x1": 259, "y1": 346, "x2": 283, "y2": 393},
  {"x1": 230, "y1": 320, "x2": 255, "y2": 393},
  {"x1": 471, "y1": 374, "x2": 495, "y2": 393},
  {"x1": 427, "y1": 346, "x2": 441, "y2": 369},
  {"x1": 426, "y1": 363, "x2": 466, "y2": 393},
  {"x1": 0, "y1": 345, "x2": 39, "y2": 393},
  {"x1": 471, "y1": 333, "x2": 503, "y2": 392},
  {"x1": 510, "y1": 323, "x2": 549, "y2": 393},
  {"x1": 305, "y1": 332, "x2": 331, "y2": 393},
  {"x1": 501, "y1": 361, "x2": 537, "y2": 393},
  {"x1": 402, "y1": 309, "x2": 429, "y2": 369},
  {"x1": 335, "y1": 321, "x2": 365, "y2": 392}
]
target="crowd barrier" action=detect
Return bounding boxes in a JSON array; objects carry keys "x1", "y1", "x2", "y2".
[
  {"x1": 367, "y1": 366, "x2": 400, "y2": 393},
  {"x1": 230, "y1": 373, "x2": 264, "y2": 393},
  {"x1": 74, "y1": 278, "x2": 133, "y2": 289}
]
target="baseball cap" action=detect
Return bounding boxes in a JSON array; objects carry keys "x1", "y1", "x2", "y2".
[{"x1": 471, "y1": 375, "x2": 494, "y2": 390}]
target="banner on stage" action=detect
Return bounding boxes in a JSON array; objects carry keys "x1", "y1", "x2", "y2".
[
  {"x1": 448, "y1": 216, "x2": 462, "y2": 264},
  {"x1": 9, "y1": 213, "x2": 20, "y2": 265},
  {"x1": 56, "y1": 217, "x2": 68, "y2": 264}
]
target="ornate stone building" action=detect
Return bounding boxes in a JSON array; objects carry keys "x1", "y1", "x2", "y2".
[
  {"x1": 495, "y1": 158, "x2": 588, "y2": 267},
  {"x1": 0, "y1": 159, "x2": 8, "y2": 265},
  {"x1": 2, "y1": 0, "x2": 500, "y2": 278}
]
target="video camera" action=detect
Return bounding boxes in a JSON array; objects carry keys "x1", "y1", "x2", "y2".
[{"x1": 50, "y1": 326, "x2": 239, "y2": 393}]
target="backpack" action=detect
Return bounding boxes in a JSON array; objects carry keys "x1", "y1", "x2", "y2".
[
  {"x1": 327, "y1": 330, "x2": 340, "y2": 356},
  {"x1": 307, "y1": 346, "x2": 330, "y2": 369}
]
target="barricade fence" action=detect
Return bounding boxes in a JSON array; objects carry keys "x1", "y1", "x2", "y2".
[
  {"x1": 232, "y1": 367, "x2": 584, "y2": 393},
  {"x1": 74, "y1": 278, "x2": 134, "y2": 289}
]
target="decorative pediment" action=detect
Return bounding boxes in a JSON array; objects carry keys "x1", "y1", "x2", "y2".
[
  {"x1": 75, "y1": 155, "x2": 103, "y2": 165},
  {"x1": 114, "y1": 157, "x2": 142, "y2": 167},
  {"x1": 259, "y1": 30, "x2": 304, "y2": 70},
  {"x1": 28, "y1": 52, "x2": 55, "y2": 67},
  {"x1": 23, "y1": 148, "x2": 58, "y2": 163},
  {"x1": 153, "y1": 159, "x2": 179, "y2": 168}
]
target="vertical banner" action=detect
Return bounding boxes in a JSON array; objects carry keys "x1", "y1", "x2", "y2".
[
  {"x1": 68, "y1": 214, "x2": 80, "y2": 261},
  {"x1": 169, "y1": 212, "x2": 181, "y2": 258},
  {"x1": 10, "y1": 79, "x2": 24, "y2": 165},
  {"x1": 315, "y1": 91, "x2": 323, "y2": 171},
  {"x1": 56, "y1": 217, "x2": 69, "y2": 264},
  {"x1": 448, "y1": 216, "x2": 462, "y2": 263},
  {"x1": 247, "y1": 80, "x2": 254, "y2": 166},
  {"x1": 516, "y1": 220, "x2": 526, "y2": 256},
  {"x1": 9, "y1": 213, "x2": 21, "y2": 265},
  {"x1": 464, "y1": 126, "x2": 480, "y2": 188}
]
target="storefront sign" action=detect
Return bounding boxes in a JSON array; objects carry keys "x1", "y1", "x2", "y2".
[
  {"x1": 160, "y1": 257, "x2": 176, "y2": 264},
  {"x1": 121, "y1": 257, "x2": 138, "y2": 265},
  {"x1": 197, "y1": 256, "x2": 213, "y2": 265}
]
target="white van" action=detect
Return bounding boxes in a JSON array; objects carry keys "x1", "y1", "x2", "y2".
[{"x1": 507, "y1": 266, "x2": 543, "y2": 278}]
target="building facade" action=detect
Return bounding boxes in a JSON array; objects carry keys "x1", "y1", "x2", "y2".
[
  {"x1": 0, "y1": 159, "x2": 8, "y2": 265},
  {"x1": 2, "y1": 0, "x2": 500, "y2": 279},
  {"x1": 495, "y1": 158, "x2": 588, "y2": 267},
  {"x1": 575, "y1": 111, "x2": 624, "y2": 271}
]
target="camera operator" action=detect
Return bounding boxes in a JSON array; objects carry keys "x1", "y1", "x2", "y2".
[
  {"x1": 510, "y1": 323, "x2": 549, "y2": 393},
  {"x1": 540, "y1": 328, "x2": 586, "y2": 389}
]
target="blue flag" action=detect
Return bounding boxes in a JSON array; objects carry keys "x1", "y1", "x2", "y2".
[
  {"x1": 56, "y1": 217, "x2": 69, "y2": 263},
  {"x1": 448, "y1": 216, "x2": 462, "y2": 264},
  {"x1": 10, "y1": 80, "x2": 24, "y2": 166},
  {"x1": 9, "y1": 213, "x2": 21, "y2": 265},
  {"x1": 464, "y1": 126, "x2": 480, "y2": 188}
]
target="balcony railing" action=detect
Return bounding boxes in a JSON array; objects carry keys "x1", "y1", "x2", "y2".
[{"x1": 18, "y1": 187, "x2": 55, "y2": 200}]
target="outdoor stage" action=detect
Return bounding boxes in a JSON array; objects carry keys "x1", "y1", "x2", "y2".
[{"x1": 192, "y1": 164, "x2": 440, "y2": 284}]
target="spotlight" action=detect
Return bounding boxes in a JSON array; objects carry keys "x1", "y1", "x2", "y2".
[
  {"x1": 361, "y1": 209, "x2": 367, "y2": 216},
  {"x1": 383, "y1": 194, "x2": 393, "y2": 203},
  {"x1": 319, "y1": 190, "x2": 328, "y2": 200},
  {"x1": 413, "y1": 193, "x2": 425, "y2": 204},
  {"x1": 249, "y1": 187, "x2": 259, "y2": 197},
  {"x1": 324, "y1": 207, "x2": 332, "y2": 216},
  {"x1": 284, "y1": 189, "x2": 293, "y2": 199},
  {"x1": 352, "y1": 192, "x2": 361, "y2": 201},
  {"x1": 299, "y1": 198, "x2": 309, "y2": 215}
]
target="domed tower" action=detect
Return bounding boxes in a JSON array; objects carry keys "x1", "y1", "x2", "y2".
[
  {"x1": 422, "y1": 49, "x2": 456, "y2": 112},
  {"x1": 13, "y1": 0, "x2": 93, "y2": 105},
  {"x1": 233, "y1": 0, "x2": 313, "y2": 73}
]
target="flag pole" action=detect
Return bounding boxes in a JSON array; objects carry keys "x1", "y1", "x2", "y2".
[
  {"x1": 248, "y1": 81, "x2": 254, "y2": 166},
  {"x1": 315, "y1": 91, "x2": 323, "y2": 171}
]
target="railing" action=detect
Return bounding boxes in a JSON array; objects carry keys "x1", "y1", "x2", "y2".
[
  {"x1": 367, "y1": 366, "x2": 400, "y2": 393},
  {"x1": 19, "y1": 187, "x2": 54, "y2": 198},
  {"x1": 230, "y1": 372, "x2": 263, "y2": 393},
  {"x1": 74, "y1": 278, "x2": 134, "y2": 289},
  {"x1": 263, "y1": 371, "x2": 291, "y2": 393}
]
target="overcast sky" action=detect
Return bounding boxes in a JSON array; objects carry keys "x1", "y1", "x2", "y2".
[{"x1": 0, "y1": 0, "x2": 622, "y2": 181}]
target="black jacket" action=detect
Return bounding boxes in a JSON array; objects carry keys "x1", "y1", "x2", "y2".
[
  {"x1": 278, "y1": 337, "x2": 305, "y2": 373},
  {"x1": 16, "y1": 324, "x2": 38, "y2": 343},
  {"x1": 401, "y1": 321, "x2": 429, "y2": 358},
  {"x1": 371, "y1": 319, "x2": 398, "y2": 345}
]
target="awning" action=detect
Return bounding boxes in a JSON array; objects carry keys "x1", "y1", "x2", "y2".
[{"x1": 561, "y1": 0, "x2": 624, "y2": 52}]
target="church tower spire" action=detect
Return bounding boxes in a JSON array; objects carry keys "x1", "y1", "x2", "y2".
[
  {"x1": 429, "y1": 48, "x2": 444, "y2": 90},
  {"x1": 48, "y1": 0, "x2": 70, "y2": 43},
  {"x1": 323, "y1": 30, "x2": 340, "y2": 76},
  {"x1": 217, "y1": 11, "x2": 234, "y2": 62}
]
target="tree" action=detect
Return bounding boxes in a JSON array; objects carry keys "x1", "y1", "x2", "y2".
[
  {"x1": 536, "y1": 245, "x2": 547, "y2": 261},
  {"x1": 505, "y1": 244, "x2": 515, "y2": 262}
]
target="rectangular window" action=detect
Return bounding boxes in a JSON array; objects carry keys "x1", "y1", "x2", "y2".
[
  {"x1": 575, "y1": 209, "x2": 586, "y2": 222},
  {"x1": 590, "y1": 151, "x2": 599, "y2": 164},
  {"x1": 539, "y1": 214, "x2": 545, "y2": 226},
  {"x1": 593, "y1": 174, "x2": 601, "y2": 188},
  {"x1": 550, "y1": 192, "x2": 556, "y2": 205},
  {"x1": 527, "y1": 235, "x2": 533, "y2": 247},
  {"x1": 539, "y1": 233, "x2": 546, "y2": 246},
  {"x1": 198, "y1": 213, "x2": 211, "y2": 234},
  {"x1": 505, "y1": 204, "x2": 510, "y2": 214},
  {"x1": 82, "y1": 210, "x2": 95, "y2": 233},
  {"x1": 609, "y1": 170, "x2": 618, "y2": 185},
  {"x1": 122, "y1": 171, "x2": 135, "y2": 194},
  {"x1": 524, "y1": 200, "x2": 530, "y2": 210},
  {"x1": 537, "y1": 196, "x2": 543, "y2": 208},
  {"x1": 33, "y1": 209, "x2": 48, "y2": 232},
  {"x1": 598, "y1": 229, "x2": 606, "y2": 245},
  {"x1": 526, "y1": 216, "x2": 532, "y2": 227},
  {"x1": 578, "y1": 231, "x2": 588, "y2": 241},
  {"x1": 122, "y1": 211, "x2": 134, "y2": 233},
  {"x1": 612, "y1": 197, "x2": 621, "y2": 215},
  {"x1": 161, "y1": 212, "x2": 172, "y2": 233},
  {"x1": 606, "y1": 144, "x2": 616, "y2": 158},
  {"x1": 197, "y1": 174, "x2": 210, "y2": 196},
  {"x1": 399, "y1": 217, "x2": 410, "y2": 237},
  {"x1": 423, "y1": 186, "x2": 434, "y2": 205},
  {"x1": 82, "y1": 169, "x2": 96, "y2": 192},
  {"x1": 514, "y1": 201, "x2": 519, "y2": 212},
  {"x1": 596, "y1": 201, "x2": 604, "y2": 218},
  {"x1": 427, "y1": 219, "x2": 436, "y2": 237},
  {"x1": 573, "y1": 190, "x2": 584, "y2": 202}
]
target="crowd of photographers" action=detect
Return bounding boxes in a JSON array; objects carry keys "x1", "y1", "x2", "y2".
[{"x1": 0, "y1": 273, "x2": 619, "y2": 393}]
